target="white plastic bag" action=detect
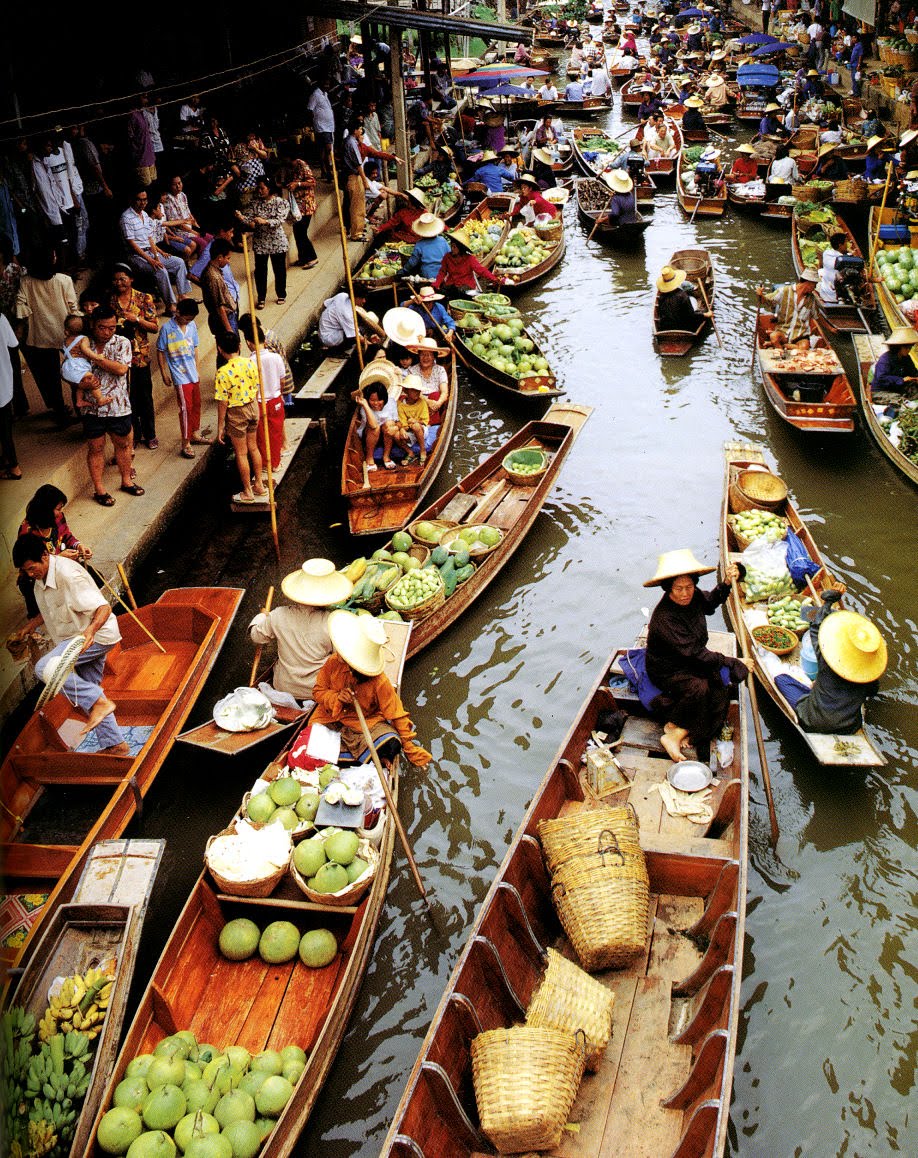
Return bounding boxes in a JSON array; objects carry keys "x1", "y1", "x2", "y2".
[
  {"x1": 213, "y1": 687, "x2": 275, "y2": 732},
  {"x1": 740, "y1": 537, "x2": 795, "y2": 602}
]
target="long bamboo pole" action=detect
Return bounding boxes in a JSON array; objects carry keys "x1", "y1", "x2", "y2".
[
  {"x1": 329, "y1": 151, "x2": 365, "y2": 371},
  {"x1": 240, "y1": 236, "x2": 281, "y2": 563},
  {"x1": 868, "y1": 161, "x2": 894, "y2": 280},
  {"x1": 249, "y1": 586, "x2": 274, "y2": 687},
  {"x1": 86, "y1": 563, "x2": 166, "y2": 654}
]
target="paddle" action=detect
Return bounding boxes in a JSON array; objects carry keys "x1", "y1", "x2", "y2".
[
  {"x1": 589, "y1": 192, "x2": 615, "y2": 240},
  {"x1": 352, "y1": 699, "x2": 437, "y2": 918},
  {"x1": 249, "y1": 586, "x2": 274, "y2": 687},
  {"x1": 694, "y1": 277, "x2": 723, "y2": 347},
  {"x1": 731, "y1": 578, "x2": 780, "y2": 847},
  {"x1": 85, "y1": 562, "x2": 166, "y2": 654}
]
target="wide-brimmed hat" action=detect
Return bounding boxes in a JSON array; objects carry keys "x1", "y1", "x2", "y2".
[
  {"x1": 358, "y1": 357, "x2": 401, "y2": 392},
  {"x1": 400, "y1": 371, "x2": 431, "y2": 395},
  {"x1": 281, "y1": 559, "x2": 353, "y2": 607},
  {"x1": 382, "y1": 307, "x2": 426, "y2": 348},
  {"x1": 701, "y1": 146, "x2": 721, "y2": 161},
  {"x1": 818, "y1": 143, "x2": 838, "y2": 157},
  {"x1": 603, "y1": 169, "x2": 633, "y2": 193},
  {"x1": 499, "y1": 144, "x2": 518, "y2": 155},
  {"x1": 710, "y1": 50, "x2": 727, "y2": 62},
  {"x1": 800, "y1": 269, "x2": 819, "y2": 283},
  {"x1": 737, "y1": 143, "x2": 757, "y2": 155},
  {"x1": 328, "y1": 610, "x2": 393, "y2": 677},
  {"x1": 412, "y1": 212, "x2": 445, "y2": 238},
  {"x1": 405, "y1": 186, "x2": 428, "y2": 207},
  {"x1": 656, "y1": 265, "x2": 687, "y2": 294},
  {"x1": 764, "y1": 102, "x2": 781, "y2": 113},
  {"x1": 417, "y1": 285, "x2": 444, "y2": 303},
  {"x1": 532, "y1": 147, "x2": 555, "y2": 166},
  {"x1": 685, "y1": 96, "x2": 705, "y2": 108},
  {"x1": 885, "y1": 325, "x2": 918, "y2": 345},
  {"x1": 686, "y1": 22, "x2": 701, "y2": 33},
  {"x1": 479, "y1": 149, "x2": 498, "y2": 162},
  {"x1": 450, "y1": 227, "x2": 476, "y2": 252},
  {"x1": 866, "y1": 135, "x2": 886, "y2": 151},
  {"x1": 901, "y1": 129, "x2": 918, "y2": 148},
  {"x1": 36, "y1": 635, "x2": 87, "y2": 709},
  {"x1": 516, "y1": 171, "x2": 540, "y2": 188},
  {"x1": 643, "y1": 549, "x2": 715, "y2": 587},
  {"x1": 408, "y1": 335, "x2": 448, "y2": 357},
  {"x1": 907, "y1": 169, "x2": 918, "y2": 180},
  {"x1": 818, "y1": 610, "x2": 887, "y2": 683},
  {"x1": 807, "y1": 68, "x2": 819, "y2": 77}
]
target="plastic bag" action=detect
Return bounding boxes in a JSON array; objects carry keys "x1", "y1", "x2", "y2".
[
  {"x1": 741, "y1": 537, "x2": 795, "y2": 602},
  {"x1": 213, "y1": 687, "x2": 275, "y2": 733},
  {"x1": 784, "y1": 528, "x2": 819, "y2": 586}
]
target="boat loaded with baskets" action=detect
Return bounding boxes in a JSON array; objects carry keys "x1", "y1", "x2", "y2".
[
  {"x1": 852, "y1": 333, "x2": 918, "y2": 487},
  {"x1": 354, "y1": 242, "x2": 415, "y2": 297},
  {"x1": 0, "y1": 587, "x2": 243, "y2": 973},
  {"x1": 449, "y1": 294, "x2": 561, "y2": 400},
  {"x1": 575, "y1": 177, "x2": 650, "y2": 245},
  {"x1": 753, "y1": 312, "x2": 857, "y2": 433},
  {"x1": 449, "y1": 194, "x2": 513, "y2": 267},
  {"x1": 85, "y1": 620, "x2": 412, "y2": 1158},
  {"x1": 653, "y1": 249, "x2": 714, "y2": 355},
  {"x1": 790, "y1": 203, "x2": 875, "y2": 331},
  {"x1": 571, "y1": 127, "x2": 656, "y2": 207},
  {"x1": 721, "y1": 443, "x2": 885, "y2": 766},
  {"x1": 383, "y1": 628, "x2": 749, "y2": 1157},
  {"x1": 868, "y1": 203, "x2": 918, "y2": 334},
  {"x1": 340, "y1": 352, "x2": 459, "y2": 537}
]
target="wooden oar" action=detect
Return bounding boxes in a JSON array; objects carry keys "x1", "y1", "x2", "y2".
[
  {"x1": 588, "y1": 190, "x2": 615, "y2": 240},
  {"x1": 732, "y1": 578, "x2": 780, "y2": 847},
  {"x1": 86, "y1": 563, "x2": 166, "y2": 654},
  {"x1": 867, "y1": 161, "x2": 894, "y2": 282},
  {"x1": 352, "y1": 698, "x2": 433, "y2": 912},
  {"x1": 695, "y1": 277, "x2": 723, "y2": 348},
  {"x1": 249, "y1": 586, "x2": 274, "y2": 687}
]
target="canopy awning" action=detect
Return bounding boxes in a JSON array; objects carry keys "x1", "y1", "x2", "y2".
[
  {"x1": 322, "y1": 1, "x2": 529, "y2": 43},
  {"x1": 737, "y1": 63, "x2": 780, "y2": 87},
  {"x1": 843, "y1": 0, "x2": 877, "y2": 26}
]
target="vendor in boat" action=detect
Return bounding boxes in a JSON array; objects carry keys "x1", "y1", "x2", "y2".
[
  {"x1": 408, "y1": 285, "x2": 456, "y2": 337},
  {"x1": 730, "y1": 143, "x2": 760, "y2": 183},
  {"x1": 644, "y1": 549, "x2": 748, "y2": 764},
  {"x1": 531, "y1": 147, "x2": 556, "y2": 189},
  {"x1": 804, "y1": 69, "x2": 824, "y2": 100},
  {"x1": 703, "y1": 68, "x2": 729, "y2": 109},
  {"x1": 538, "y1": 77, "x2": 560, "y2": 101},
  {"x1": 565, "y1": 74, "x2": 584, "y2": 102},
  {"x1": 249, "y1": 559, "x2": 353, "y2": 702},
  {"x1": 373, "y1": 187, "x2": 428, "y2": 244},
  {"x1": 768, "y1": 144, "x2": 800, "y2": 184},
  {"x1": 637, "y1": 89, "x2": 663, "y2": 121},
  {"x1": 533, "y1": 114, "x2": 558, "y2": 150},
  {"x1": 11, "y1": 534, "x2": 129, "y2": 755},
  {"x1": 756, "y1": 269, "x2": 820, "y2": 348},
  {"x1": 642, "y1": 113, "x2": 677, "y2": 160},
  {"x1": 759, "y1": 103, "x2": 785, "y2": 137},
  {"x1": 433, "y1": 230, "x2": 505, "y2": 298},
  {"x1": 403, "y1": 213, "x2": 451, "y2": 281},
  {"x1": 318, "y1": 286, "x2": 383, "y2": 352},
  {"x1": 569, "y1": 42, "x2": 585, "y2": 73},
  {"x1": 817, "y1": 230, "x2": 852, "y2": 305},
  {"x1": 812, "y1": 142, "x2": 848, "y2": 182},
  {"x1": 774, "y1": 590, "x2": 886, "y2": 735},
  {"x1": 610, "y1": 138, "x2": 645, "y2": 174},
  {"x1": 312, "y1": 610, "x2": 432, "y2": 767},
  {"x1": 601, "y1": 170, "x2": 641, "y2": 226},
  {"x1": 864, "y1": 136, "x2": 891, "y2": 183},
  {"x1": 512, "y1": 172, "x2": 560, "y2": 222},
  {"x1": 871, "y1": 326, "x2": 918, "y2": 393},
  {"x1": 472, "y1": 150, "x2": 508, "y2": 193},
  {"x1": 497, "y1": 145, "x2": 519, "y2": 184},
  {"x1": 408, "y1": 335, "x2": 450, "y2": 426},
  {"x1": 682, "y1": 96, "x2": 707, "y2": 134},
  {"x1": 656, "y1": 264, "x2": 710, "y2": 331}
]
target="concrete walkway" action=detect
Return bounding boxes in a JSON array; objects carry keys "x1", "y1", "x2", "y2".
[{"x1": 0, "y1": 181, "x2": 375, "y2": 715}]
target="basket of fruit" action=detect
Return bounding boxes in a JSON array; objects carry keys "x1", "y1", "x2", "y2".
[
  {"x1": 451, "y1": 298, "x2": 485, "y2": 316},
  {"x1": 503, "y1": 447, "x2": 548, "y2": 485},
  {"x1": 408, "y1": 517, "x2": 457, "y2": 546},
  {"x1": 385, "y1": 567, "x2": 445, "y2": 621},
  {"x1": 205, "y1": 823, "x2": 291, "y2": 898},
  {"x1": 440, "y1": 524, "x2": 504, "y2": 557},
  {"x1": 766, "y1": 594, "x2": 816, "y2": 636},
  {"x1": 290, "y1": 829, "x2": 379, "y2": 907},
  {"x1": 475, "y1": 293, "x2": 511, "y2": 309},
  {"x1": 241, "y1": 779, "x2": 319, "y2": 841},
  {"x1": 751, "y1": 624, "x2": 799, "y2": 656},
  {"x1": 728, "y1": 509, "x2": 787, "y2": 551}
]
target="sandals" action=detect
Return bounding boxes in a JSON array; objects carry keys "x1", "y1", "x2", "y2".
[
  {"x1": 276, "y1": 297, "x2": 286, "y2": 306},
  {"x1": 147, "y1": 437, "x2": 159, "y2": 450},
  {"x1": 93, "y1": 492, "x2": 115, "y2": 506},
  {"x1": 180, "y1": 447, "x2": 195, "y2": 459},
  {"x1": 366, "y1": 462, "x2": 378, "y2": 472},
  {"x1": 383, "y1": 459, "x2": 396, "y2": 470},
  {"x1": 0, "y1": 468, "x2": 23, "y2": 480},
  {"x1": 233, "y1": 492, "x2": 256, "y2": 504},
  {"x1": 120, "y1": 483, "x2": 145, "y2": 497},
  {"x1": 256, "y1": 301, "x2": 266, "y2": 311},
  {"x1": 191, "y1": 434, "x2": 213, "y2": 445}
]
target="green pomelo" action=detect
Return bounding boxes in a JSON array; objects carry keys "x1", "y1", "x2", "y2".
[
  {"x1": 146, "y1": 1056, "x2": 186, "y2": 1089},
  {"x1": 281, "y1": 1061, "x2": 305, "y2": 1085},
  {"x1": 114, "y1": 1075, "x2": 149, "y2": 1113},
  {"x1": 371, "y1": 548, "x2": 392, "y2": 561},
  {"x1": 391, "y1": 551, "x2": 411, "y2": 568},
  {"x1": 253, "y1": 1120, "x2": 275, "y2": 1144},
  {"x1": 250, "y1": 1051, "x2": 282, "y2": 1076},
  {"x1": 126, "y1": 1133, "x2": 176, "y2": 1158},
  {"x1": 402, "y1": 557, "x2": 420, "y2": 571},
  {"x1": 345, "y1": 856, "x2": 370, "y2": 884},
  {"x1": 218, "y1": 919, "x2": 261, "y2": 962},
  {"x1": 221, "y1": 1120, "x2": 263, "y2": 1158},
  {"x1": 142, "y1": 1083, "x2": 187, "y2": 1131},
  {"x1": 294, "y1": 792, "x2": 320, "y2": 822},
  {"x1": 126, "y1": 1055, "x2": 156, "y2": 1080},
  {"x1": 182, "y1": 1078, "x2": 219, "y2": 1115},
  {"x1": 323, "y1": 830, "x2": 359, "y2": 866},
  {"x1": 254, "y1": 1075, "x2": 294, "y2": 1118},
  {"x1": 311, "y1": 862, "x2": 349, "y2": 894},
  {"x1": 391, "y1": 531, "x2": 412, "y2": 553},
  {"x1": 258, "y1": 921, "x2": 301, "y2": 964},
  {"x1": 298, "y1": 928, "x2": 338, "y2": 969},
  {"x1": 97, "y1": 1107, "x2": 144, "y2": 1155},
  {"x1": 293, "y1": 839, "x2": 326, "y2": 878},
  {"x1": 214, "y1": 1089, "x2": 256, "y2": 1129},
  {"x1": 278, "y1": 1045, "x2": 306, "y2": 1068},
  {"x1": 183, "y1": 1063, "x2": 202, "y2": 1082},
  {"x1": 184, "y1": 1136, "x2": 232, "y2": 1158},
  {"x1": 268, "y1": 778, "x2": 301, "y2": 807},
  {"x1": 415, "y1": 520, "x2": 438, "y2": 541},
  {"x1": 246, "y1": 793, "x2": 276, "y2": 824},
  {"x1": 318, "y1": 764, "x2": 338, "y2": 788},
  {"x1": 479, "y1": 526, "x2": 500, "y2": 546},
  {"x1": 224, "y1": 1046, "x2": 251, "y2": 1072},
  {"x1": 202, "y1": 1060, "x2": 242, "y2": 1096},
  {"x1": 174, "y1": 1112, "x2": 219, "y2": 1154},
  {"x1": 154, "y1": 1036, "x2": 190, "y2": 1061},
  {"x1": 237, "y1": 1070, "x2": 269, "y2": 1099},
  {"x1": 272, "y1": 807, "x2": 299, "y2": 831}
]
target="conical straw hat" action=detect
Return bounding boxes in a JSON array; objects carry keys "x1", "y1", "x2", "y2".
[
  {"x1": 328, "y1": 610, "x2": 393, "y2": 676},
  {"x1": 281, "y1": 559, "x2": 353, "y2": 607},
  {"x1": 643, "y1": 549, "x2": 715, "y2": 587},
  {"x1": 818, "y1": 610, "x2": 887, "y2": 683}
]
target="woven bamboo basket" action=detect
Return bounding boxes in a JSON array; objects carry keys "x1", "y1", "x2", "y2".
[
  {"x1": 408, "y1": 517, "x2": 457, "y2": 546},
  {"x1": 289, "y1": 837, "x2": 379, "y2": 906},
  {"x1": 538, "y1": 803, "x2": 642, "y2": 873},
  {"x1": 240, "y1": 791, "x2": 315, "y2": 842},
  {"x1": 471, "y1": 1026, "x2": 587, "y2": 1153},
  {"x1": 752, "y1": 624, "x2": 799, "y2": 656},
  {"x1": 727, "y1": 513, "x2": 788, "y2": 552},
  {"x1": 205, "y1": 827, "x2": 288, "y2": 898},
  {"x1": 526, "y1": 948, "x2": 614, "y2": 1071},
  {"x1": 550, "y1": 832, "x2": 650, "y2": 971},
  {"x1": 833, "y1": 178, "x2": 869, "y2": 203},
  {"x1": 502, "y1": 447, "x2": 548, "y2": 486},
  {"x1": 439, "y1": 525, "x2": 504, "y2": 557},
  {"x1": 737, "y1": 468, "x2": 788, "y2": 510},
  {"x1": 385, "y1": 570, "x2": 445, "y2": 621},
  {"x1": 535, "y1": 219, "x2": 563, "y2": 242}
]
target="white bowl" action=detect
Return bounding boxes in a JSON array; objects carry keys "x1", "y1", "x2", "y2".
[{"x1": 668, "y1": 761, "x2": 713, "y2": 793}]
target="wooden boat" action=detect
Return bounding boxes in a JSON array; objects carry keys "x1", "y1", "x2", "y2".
[
  {"x1": 530, "y1": 95, "x2": 614, "y2": 120},
  {"x1": 85, "y1": 621, "x2": 412, "y2": 1158},
  {"x1": 341, "y1": 353, "x2": 459, "y2": 537},
  {"x1": 6, "y1": 840, "x2": 163, "y2": 1154},
  {"x1": 653, "y1": 249, "x2": 714, "y2": 355},
  {"x1": 450, "y1": 307, "x2": 562, "y2": 400},
  {"x1": 453, "y1": 194, "x2": 512, "y2": 268},
  {"x1": 571, "y1": 127, "x2": 657, "y2": 207},
  {"x1": 665, "y1": 104, "x2": 711, "y2": 145},
  {"x1": 354, "y1": 241, "x2": 414, "y2": 297},
  {"x1": 869, "y1": 204, "x2": 914, "y2": 333},
  {"x1": 721, "y1": 442, "x2": 885, "y2": 765},
  {"x1": 753, "y1": 312, "x2": 857, "y2": 433},
  {"x1": 382, "y1": 631, "x2": 749, "y2": 1156},
  {"x1": 0, "y1": 587, "x2": 244, "y2": 972},
  {"x1": 633, "y1": 117, "x2": 682, "y2": 181},
  {"x1": 386, "y1": 404, "x2": 592, "y2": 660},
  {"x1": 852, "y1": 332, "x2": 918, "y2": 488},
  {"x1": 727, "y1": 182, "x2": 766, "y2": 216},
  {"x1": 621, "y1": 76, "x2": 660, "y2": 109},
  {"x1": 790, "y1": 208, "x2": 875, "y2": 332},
  {"x1": 676, "y1": 149, "x2": 727, "y2": 217},
  {"x1": 509, "y1": 121, "x2": 575, "y2": 177},
  {"x1": 501, "y1": 228, "x2": 566, "y2": 295},
  {"x1": 735, "y1": 89, "x2": 771, "y2": 126},
  {"x1": 575, "y1": 176, "x2": 650, "y2": 244},
  {"x1": 534, "y1": 31, "x2": 567, "y2": 48}
]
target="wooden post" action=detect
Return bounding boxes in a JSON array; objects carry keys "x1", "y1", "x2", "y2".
[
  {"x1": 329, "y1": 151, "x2": 366, "y2": 371},
  {"x1": 390, "y1": 30, "x2": 411, "y2": 193},
  {"x1": 868, "y1": 161, "x2": 894, "y2": 280}
]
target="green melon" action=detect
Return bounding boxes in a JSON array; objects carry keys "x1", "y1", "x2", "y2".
[{"x1": 218, "y1": 919, "x2": 261, "y2": 962}]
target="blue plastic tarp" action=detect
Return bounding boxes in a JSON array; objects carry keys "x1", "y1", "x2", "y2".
[
  {"x1": 751, "y1": 41, "x2": 797, "y2": 56},
  {"x1": 737, "y1": 63, "x2": 780, "y2": 87},
  {"x1": 737, "y1": 32, "x2": 779, "y2": 45}
]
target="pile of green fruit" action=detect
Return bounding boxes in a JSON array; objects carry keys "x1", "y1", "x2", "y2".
[
  {"x1": 459, "y1": 319, "x2": 551, "y2": 381},
  {"x1": 730, "y1": 509, "x2": 786, "y2": 545},
  {"x1": 449, "y1": 218, "x2": 503, "y2": 254},
  {"x1": 447, "y1": 525, "x2": 501, "y2": 553},
  {"x1": 493, "y1": 226, "x2": 555, "y2": 273},
  {"x1": 766, "y1": 595, "x2": 815, "y2": 633},
  {"x1": 245, "y1": 776, "x2": 318, "y2": 831},
  {"x1": 415, "y1": 175, "x2": 459, "y2": 212},
  {"x1": 898, "y1": 403, "x2": 918, "y2": 463},
  {"x1": 95, "y1": 1032, "x2": 309, "y2": 1158},
  {"x1": 876, "y1": 246, "x2": 918, "y2": 304},
  {"x1": 219, "y1": 915, "x2": 338, "y2": 967},
  {"x1": 743, "y1": 563, "x2": 796, "y2": 603},
  {"x1": 410, "y1": 521, "x2": 446, "y2": 545},
  {"x1": 339, "y1": 541, "x2": 423, "y2": 609},
  {"x1": 292, "y1": 827, "x2": 372, "y2": 896},
  {"x1": 385, "y1": 567, "x2": 443, "y2": 612},
  {"x1": 357, "y1": 245, "x2": 406, "y2": 282}
]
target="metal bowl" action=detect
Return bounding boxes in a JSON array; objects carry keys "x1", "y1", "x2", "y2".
[{"x1": 667, "y1": 760, "x2": 713, "y2": 793}]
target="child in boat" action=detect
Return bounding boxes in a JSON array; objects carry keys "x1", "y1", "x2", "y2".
[
  {"x1": 394, "y1": 374, "x2": 430, "y2": 466},
  {"x1": 354, "y1": 360, "x2": 401, "y2": 472}
]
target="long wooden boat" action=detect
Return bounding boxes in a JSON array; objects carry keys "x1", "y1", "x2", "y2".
[
  {"x1": 575, "y1": 176, "x2": 650, "y2": 245},
  {"x1": 341, "y1": 353, "x2": 459, "y2": 536},
  {"x1": 790, "y1": 208, "x2": 875, "y2": 332},
  {"x1": 500, "y1": 227, "x2": 566, "y2": 295},
  {"x1": 454, "y1": 193, "x2": 513, "y2": 267},
  {"x1": 571, "y1": 127, "x2": 657, "y2": 207},
  {"x1": 633, "y1": 116, "x2": 682, "y2": 181},
  {"x1": 665, "y1": 104, "x2": 711, "y2": 145},
  {"x1": 653, "y1": 248, "x2": 714, "y2": 355},
  {"x1": 353, "y1": 241, "x2": 414, "y2": 297},
  {"x1": 85, "y1": 620, "x2": 412, "y2": 1158},
  {"x1": 727, "y1": 181, "x2": 766, "y2": 215},
  {"x1": 721, "y1": 442, "x2": 885, "y2": 765},
  {"x1": 531, "y1": 96, "x2": 614, "y2": 120},
  {"x1": 753, "y1": 311, "x2": 857, "y2": 433},
  {"x1": 869, "y1": 203, "x2": 914, "y2": 333},
  {"x1": 621, "y1": 76, "x2": 660, "y2": 109},
  {"x1": 0, "y1": 587, "x2": 243, "y2": 972},
  {"x1": 383, "y1": 630, "x2": 749, "y2": 1156},
  {"x1": 510, "y1": 121, "x2": 575, "y2": 177},
  {"x1": 450, "y1": 306, "x2": 562, "y2": 400},
  {"x1": 676, "y1": 149, "x2": 727, "y2": 217},
  {"x1": 390, "y1": 404, "x2": 591, "y2": 660},
  {"x1": 852, "y1": 332, "x2": 918, "y2": 487},
  {"x1": 6, "y1": 840, "x2": 163, "y2": 1153}
]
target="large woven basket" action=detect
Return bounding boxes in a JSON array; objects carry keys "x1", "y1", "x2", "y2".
[
  {"x1": 471, "y1": 1025, "x2": 586, "y2": 1153},
  {"x1": 737, "y1": 468, "x2": 788, "y2": 510},
  {"x1": 289, "y1": 837, "x2": 379, "y2": 906},
  {"x1": 205, "y1": 827, "x2": 288, "y2": 898},
  {"x1": 502, "y1": 448, "x2": 548, "y2": 486},
  {"x1": 727, "y1": 513, "x2": 788, "y2": 552},
  {"x1": 407, "y1": 517, "x2": 456, "y2": 546},
  {"x1": 551, "y1": 832, "x2": 650, "y2": 971},
  {"x1": 384, "y1": 570, "x2": 445, "y2": 622},
  {"x1": 833, "y1": 178, "x2": 869, "y2": 204},
  {"x1": 538, "y1": 804, "x2": 642, "y2": 873},
  {"x1": 526, "y1": 948, "x2": 614, "y2": 1071}
]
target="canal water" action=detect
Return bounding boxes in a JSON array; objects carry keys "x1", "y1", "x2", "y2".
[{"x1": 106, "y1": 106, "x2": 917, "y2": 1156}]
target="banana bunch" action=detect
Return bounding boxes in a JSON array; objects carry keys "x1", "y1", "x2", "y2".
[
  {"x1": 23, "y1": 1032, "x2": 91, "y2": 1158},
  {"x1": 2, "y1": 1006, "x2": 36, "y2": 1150},
  {"x1": 39, "y1": 966, "x2": 113, "y2": 1042},
  {"x1": 25, "y1": 1117, "x2": 58, "y2": 1158}
]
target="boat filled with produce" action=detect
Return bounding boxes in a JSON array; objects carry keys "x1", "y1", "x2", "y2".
[
  {"x1": 492, "y1": 224, "x2": 564, "y2": 288},
  {"x1": 449, "y1": 297, "x2": 559, "y2": 398}
]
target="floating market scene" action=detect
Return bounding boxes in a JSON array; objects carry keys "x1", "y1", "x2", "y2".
[{"x1": 1, "y1": 1, "x2": 917, "y2": 1157}]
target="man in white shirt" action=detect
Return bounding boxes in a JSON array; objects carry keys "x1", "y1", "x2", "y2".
[
  {"x1": 590, "y1": 65, "x2": 612, "y2": 99},
  {"x1": 308, "y1": 83, "x2": 336, "y2": 179},
  {"x1": 538, "y1": 81, "x2": 559, "y2": 101},
  {"x1": 33, "y1": 133, "x2": 84, "y2": 263},
  {"x1": 11, "y1": 538, "x2": 128, "y2": 754},
  {"x1": 120, "y1": 188, "x2": 191, "y2": 309},
  {"x1": 319, "y1": 288, "x2": 368, "y2": 348}
]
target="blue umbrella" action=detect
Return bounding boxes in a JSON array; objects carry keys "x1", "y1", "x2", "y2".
[
  {"x1": 751, "y1": 41, "x2": 797, "y2": 56},
  {"x1": 678, "y1": 7, "x2": 706, "y2": 15},
  {"x1": 484, "y1": 83, "x2": 531, "y2": 97},
  {"x1": 738, "y1": 32, "x2": 779, "y2": 45}
]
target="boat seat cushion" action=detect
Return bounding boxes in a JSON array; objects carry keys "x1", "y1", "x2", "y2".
[{"x1": 621, "y1": 649, "x2": 730, "y2": 712}]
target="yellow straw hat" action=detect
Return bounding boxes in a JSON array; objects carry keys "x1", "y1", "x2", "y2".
[
  {"x1": 737, "y1": 143, "x2": 757, "y2": 155},
  {"x1": 411, "y1": 212, "x2": 446, "y2": 238},
  {"x1": 405, "y1": 186, "x2": 429, "y2": 207},
  {"x1": 643, "y1": 548, "x2": 715, "y2": 587},
  {"x1": 685, "y1": 96, "x2": 705, "y2": 108},
  {"x1": 885, "y1": 326, "x2": 918, "y2": 345},
  {"x1": 281, "y1": 559, "x2": 354, "y2": 607},
  {"x1": 603, "y1": 169, "x2": 634, "y2": 193},
  {"x1": 656, "y1": 265, "x2": 687, "y2": 294},
  {"x1": 328, "y1": 610, "x2": 393, "y2": 676},
  {"x1": 358, "y1": 357, "x2": 401, "y2": 391},
  {"x1": 818, "y1": 142, "x2": 838, "y2": 157},
  {"x1": 866, "y1": 135, "x2": 885, "y2": 151},
  {"x1": 818, "y1": 611, "x2": 887, "y2": 683}
]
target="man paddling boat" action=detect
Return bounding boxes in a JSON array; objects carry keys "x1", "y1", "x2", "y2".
[{"x1": 757, "y1": 270, "x2": 820, "y2": 348}]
